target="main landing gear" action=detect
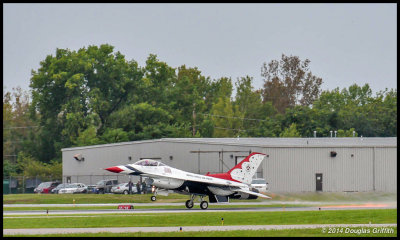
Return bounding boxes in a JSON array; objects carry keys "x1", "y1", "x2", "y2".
[
  {"x1": 150, "y1": 189, "x2": 209, "y2": 210},
  {"x1": 185, "y1": 194, "x2": 208, "y2": 210}
]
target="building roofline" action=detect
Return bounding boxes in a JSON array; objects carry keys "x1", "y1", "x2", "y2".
[{"x1": 61, "y1": 137, "x2": 397, "y2": 152}]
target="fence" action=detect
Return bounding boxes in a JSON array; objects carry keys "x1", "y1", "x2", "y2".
[
  {"x1": 3, "y1": 175, "x2": 61, "y2": 194},
  {"x1": 62, "y1": 174, "x2": 137, "y2": 186},
  {"x1": 3, "y1": 174, "x2": 138, "y2": 194}
]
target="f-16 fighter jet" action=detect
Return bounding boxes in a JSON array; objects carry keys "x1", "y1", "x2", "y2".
[{"x1": 105, "y1": 152, "x2": 270, "y2": 209}]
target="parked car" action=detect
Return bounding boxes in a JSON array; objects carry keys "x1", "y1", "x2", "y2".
[
  {"x1": 94, "y1": 179, "x2": 118, "y2": 194},
  {"x1": 58, "y1": 183, "x2": 88, "y2": 194},
  {"x1": 86, "y1": 184, "x2": 97, "y2": 194},
  {"x1": 250, "y1": 178, "x2": 268, "y2": 192},
  {"x1": 111, "y1": 183, "x2": 138, "y2": 194},
  {"x1": 34, "y1": 182, "x2": 60, "y2": 194},
  {"x1": 51, "y1": 183, "x2": 69, "y2": 194}
]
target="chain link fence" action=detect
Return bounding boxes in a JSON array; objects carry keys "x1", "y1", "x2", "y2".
[
  {"x1": 3, "y1": 176, "x2": 60, "y2": 194},
  {"x1": 3, "y1": 174, "x2": 139, "y2": 194}
]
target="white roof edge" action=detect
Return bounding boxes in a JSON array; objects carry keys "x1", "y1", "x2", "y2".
[
  {"x1": 61, "y1": 139, "x2": 163, "y2": 152},
  {"x1": 61, "y1": 137, "x2": 397, "y2": 152}
]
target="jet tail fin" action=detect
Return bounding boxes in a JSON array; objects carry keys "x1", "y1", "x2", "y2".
[{"x1": 227, "y1": 152, "x2": 266, "y2": 185}]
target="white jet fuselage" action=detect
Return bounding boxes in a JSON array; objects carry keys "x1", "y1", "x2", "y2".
[{"x1": 117, "y1": 163, "x2": 249, "y2": 195}]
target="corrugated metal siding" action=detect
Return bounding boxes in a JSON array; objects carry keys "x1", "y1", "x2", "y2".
[
  {"x1": 62, "y1": 138, "x2": 396, "y2": 192},
  {"x1": 158, "y1": 142, "x2": 261, "y2": 174},
  {"x1": 375, "y1": 147, "x2": 397, "y2": 192},
  {"x1": 264, "y1": 147, "x2": 375, "y2": 192}
]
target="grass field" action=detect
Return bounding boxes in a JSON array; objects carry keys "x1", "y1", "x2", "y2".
[
  {"x1": 4, "y1": 227, "x2": 397, "y2": 237},
  {"x1": 3, "y1": 193, "x2": 192, "y2": 204},
  {"x1": 3, "y1": 193, "x2": 397, "y2": 237},
  {"x1": 4, "y1": 203, "x2": 310, "y2": 211},
  {"x1": 267, "y1": 192, "x2": 397, "y2": 202},
  {"x1": 4, "y1": 192, "x2": 396, "y2": 204},
  {"x1": 3, "y1": 209, "x2": 396, "y2": 229}
]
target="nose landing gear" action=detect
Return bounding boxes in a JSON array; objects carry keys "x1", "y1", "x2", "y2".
[{"x1": 150, "y1": 187, "x2": 157, "y2": 201}]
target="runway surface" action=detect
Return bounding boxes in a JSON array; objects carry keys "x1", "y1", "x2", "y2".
[
  {"x1": 3, "y1": 223, "x2": 397, "y2": 235},
  {"x1": 4, "y1": 200, "x2": 396, "y2": 207},
  {"x1": 4, "y1": 204, "x2": 396, "y2": 216}
]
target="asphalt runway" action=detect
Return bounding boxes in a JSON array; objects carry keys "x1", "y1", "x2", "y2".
[{"x1": 4, "y1": 204, "x2": 396, "y2": 216}]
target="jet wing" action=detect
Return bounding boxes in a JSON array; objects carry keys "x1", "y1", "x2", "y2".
[
  {"x1": 235, "y1": 188, "x2": 271, "y2": 199},
  {"x1": 140, "y1": 171, "x2": 245, "y2": 188}
]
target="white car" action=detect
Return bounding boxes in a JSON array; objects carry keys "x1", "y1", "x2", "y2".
[
  {"x1": 111, "y1": 183, "x2": 137, "y2": 194},
  {"x1": 58, "y1": 183, "x2": 88, "y2": 194},
  {"x1": 250, "y1": 178, "x2": 268, "y2": 192}
]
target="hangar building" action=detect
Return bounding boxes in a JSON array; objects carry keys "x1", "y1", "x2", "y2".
[{"x1": 62, "y1": 137, "x2": 397, "y2": 192}]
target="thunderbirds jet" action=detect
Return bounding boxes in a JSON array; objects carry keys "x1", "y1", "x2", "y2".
[{"x1": 105, "y1": 152, "x2": 270, "y2": 209}]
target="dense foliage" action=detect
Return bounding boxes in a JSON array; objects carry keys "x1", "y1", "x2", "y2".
[{"x1": 3, "y1": 44, "x2": 397, "y2": 177}]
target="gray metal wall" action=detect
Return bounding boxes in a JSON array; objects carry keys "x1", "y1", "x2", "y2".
[
  {"x1": 62, "y1": 140, "x2": 396, "y2": 192},
  {"x1": 263, "y1": 147, "x2": 396, "y2": 192}
]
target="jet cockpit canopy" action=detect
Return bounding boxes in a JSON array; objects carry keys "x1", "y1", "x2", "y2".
[{"x1": 134, "y1": 159, "x2": 166, "y2": 167}]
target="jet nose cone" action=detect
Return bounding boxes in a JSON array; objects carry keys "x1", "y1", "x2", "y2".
[{"x1": 105, "y1": 166, "x2": 123, "y2": 173}]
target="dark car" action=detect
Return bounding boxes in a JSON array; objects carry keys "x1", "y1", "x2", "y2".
[
  {"x1": 34, "y1": 182, "x2": 60, "y2": 194},
  {"x1": 94, "y1": 179, "x2": 118, "y2": 194}
]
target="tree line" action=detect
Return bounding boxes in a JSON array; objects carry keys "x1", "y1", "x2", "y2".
[{"x1": 3, "y1": 44, "x2": 397, "y2": 177}]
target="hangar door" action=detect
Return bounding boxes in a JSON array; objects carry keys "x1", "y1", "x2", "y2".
[{"x1": 316, "y1": 173, "x2": 323, "y2": 191}]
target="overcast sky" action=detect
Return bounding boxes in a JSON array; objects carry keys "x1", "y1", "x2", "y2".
[{"x1": 3, "y1": 3, "x2": 397, "y2": 96}]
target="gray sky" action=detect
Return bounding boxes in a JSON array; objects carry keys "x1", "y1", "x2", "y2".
[{"x1": 3, "y1": 3, "x2": 397, "y2": 96}]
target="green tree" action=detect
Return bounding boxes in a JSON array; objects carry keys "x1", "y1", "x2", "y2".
[
  {"x1": 101, "y1": 128, "x2": 129, "y2": 143},
  {"x1": 257, "y1": 115, "x2": 282, "y2": 137},
  {"x1": 261, "y1": 54, "x2": 323, "y2": 113},
  {"x1": 169, "y1": 65, "x2": 211, "y2": 136},
  {"x1": 337, "y1": 128, "x2": 358, "y2": 137},
  {"x1": 279, "y1": 123, "x2": 301, "y2": 137},
  {"x1": 234, "y1": 76, "x2": 278, "y2": 136},
  {"x1": 108, "y1": 102, "x2": 178, "y2": 141},
  {"x1": 74, "y1": 125, "x2": 103, "y2": 146},
  {"x1": 16, "y1": 151, "x2": 62, "y2": 180},
  {"x1": 29, "y1": 44, "x2": 143, "y2": 162},
  {"x1": 141, "y1": 54, "x2": 176, "y2": 109},
  {"x1": 211, "y1": 96, "x2": 244, "y2": 137},
  {"x1": 314, "y1": 84, "x2": 397, "y2": 137},
  {"x1": 3, "y1": 160, "x2": 17, "y2": 177},
  {"x1": 3, "y1": 87, "x2": 37, "y2": 171}
]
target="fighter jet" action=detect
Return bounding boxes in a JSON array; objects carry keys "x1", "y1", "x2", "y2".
[{"x1": 105, "y1": 152, "x2": 271, "y2": 209}]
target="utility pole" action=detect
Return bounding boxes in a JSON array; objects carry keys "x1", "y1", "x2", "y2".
[{"x1": 192, "y1": 103, "x2": 196, "y2": 137}]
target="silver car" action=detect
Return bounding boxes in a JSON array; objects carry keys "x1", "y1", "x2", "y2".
[
  {"x1": 58, "y1": 183, "x2": 88, "y2": 194},
  {"x1": 51, "y1": 183, "x2": 69, "y2": 194},
  {"x1": 111, "y1": 183, "x2": 137, "y2": 194},
  {"x1": 250, "y1": 178, "x2": 268, "y2": 192}
]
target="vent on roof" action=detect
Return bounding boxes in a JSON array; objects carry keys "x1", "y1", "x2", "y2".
[{"x1": 330, "y1": 151, "x2": 337, "y2": 158}]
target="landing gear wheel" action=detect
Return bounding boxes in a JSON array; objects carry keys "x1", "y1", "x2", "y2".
[
  {"x1": 185, "y1": 200, "x2": 194, "y2": 209},
  {"x1": 151, "y1": 196, "x2": 156, "y2": 201},
  {"x1": 200, "y1": 201, "x2": 208, "y2": 210}
]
